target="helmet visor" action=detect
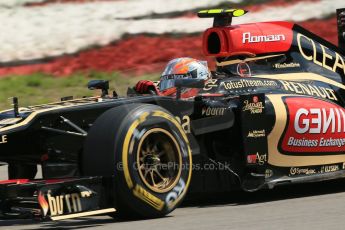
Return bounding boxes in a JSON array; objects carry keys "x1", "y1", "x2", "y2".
[{"x1": 159, "y1": 79, "x2": 176, "y2": 91}]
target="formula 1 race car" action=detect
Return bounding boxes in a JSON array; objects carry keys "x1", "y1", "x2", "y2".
[{"x1": 1, "y1": 8, "x2": 345, "y2": 221}]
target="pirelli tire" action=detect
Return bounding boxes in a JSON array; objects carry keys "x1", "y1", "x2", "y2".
[{"x1": 82, "y1": 103, "x2": 192, "y2": 218}]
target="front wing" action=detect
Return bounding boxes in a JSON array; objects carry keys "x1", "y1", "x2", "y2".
[{"x1": 0, "y1": 177, "x2": 116, "y2": 220}]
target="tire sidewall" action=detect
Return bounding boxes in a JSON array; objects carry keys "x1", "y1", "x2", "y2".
[{"x1": 114, "y1": 106, "x2": 192, "y2": 217}]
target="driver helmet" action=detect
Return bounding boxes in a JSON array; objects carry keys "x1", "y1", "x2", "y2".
[{"x1": 159, "y1": 57, "x2": 210, "y2": 96}]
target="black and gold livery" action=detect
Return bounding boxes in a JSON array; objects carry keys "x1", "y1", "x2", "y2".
[{"x1": 1, "y1": 8, "x2": 345, "y2": 221}]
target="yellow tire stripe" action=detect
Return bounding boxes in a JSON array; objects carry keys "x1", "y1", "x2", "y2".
[
  {"x1": 122, "y1": 109, "x2": 192, "y2": 211},
  {"x1": 152, "y1": 111, "x2": 189, "y2": 144},
  {"x1": 121, "y1": 112, "x2": 149, "y2": 189},
  {"x1": 133, "y1": 185, "x2": 164, "y2": 211}
]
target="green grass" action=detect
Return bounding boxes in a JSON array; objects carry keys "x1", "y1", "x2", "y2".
[{"x1": 0, "y1": 72, "x2": 160, "y2": 110}]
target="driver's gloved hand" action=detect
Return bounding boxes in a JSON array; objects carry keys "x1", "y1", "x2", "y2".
[{"x1": 134, "y1": 80, "x2": 160, "y2": 95}]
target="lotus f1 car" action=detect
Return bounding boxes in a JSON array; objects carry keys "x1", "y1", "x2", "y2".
[{"x1": 1, "y1": 8, "x2": 345, "y2": 221}]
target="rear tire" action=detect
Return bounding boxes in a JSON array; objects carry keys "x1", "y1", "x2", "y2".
[{"x1": 82, "y1": 104, "x2": 192, "y2": 218}]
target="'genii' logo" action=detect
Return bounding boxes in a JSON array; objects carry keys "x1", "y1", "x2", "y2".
[
  {"x1": 294, "y1": 108, "x2": 345, "y2": 134},
  {"x1": 281, "y1": 97, "x2": 345, "y2": 153},
  {"x1": 242, "y1": 32, "x2": 286, "y2": 44}
]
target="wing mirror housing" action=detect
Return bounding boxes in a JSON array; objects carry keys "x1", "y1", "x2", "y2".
[
  {"x1": 88, "y1": 80, "x2": 109, "y2": 97},
  {"x1": 175, "y1": 79, "x2": 205, "y2": 99}
]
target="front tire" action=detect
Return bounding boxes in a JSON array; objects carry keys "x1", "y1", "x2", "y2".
[{"x1": 82, "y1": 104, "x2": 192, "y2": 218}]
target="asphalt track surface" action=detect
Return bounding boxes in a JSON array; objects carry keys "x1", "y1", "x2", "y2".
[{"x1": 1, "y1": 165, "x2": 345, "y2": 230}]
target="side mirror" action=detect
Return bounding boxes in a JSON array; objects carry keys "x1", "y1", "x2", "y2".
[
  {"x1": 175, "y1": 79, "x2": 205, "y2": 99},
  {"x1": 88, "y1": 80, "x2": 109, "y2": 97}
]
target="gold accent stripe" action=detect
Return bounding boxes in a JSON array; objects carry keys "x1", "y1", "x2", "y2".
[
  {"x1": 50, "y1": 208, "x2": 116, "y2": 221},
  {"x1": 0, "y1": 98, "x2": 98, "y2": 133},
  {"x1": 28, "y1": 97, "x2": 99, "y2": 109},
  {"x1": 216, "y1": 54, "x2": 285, "y2": 66},
  {"x1": 252, "y1": 73, "x2": 345, "y2": 90}
]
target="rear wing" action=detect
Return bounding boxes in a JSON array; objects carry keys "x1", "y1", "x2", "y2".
[{"x1": 337, "y1": 8, "x2": 345, "y2": 51}]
